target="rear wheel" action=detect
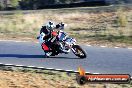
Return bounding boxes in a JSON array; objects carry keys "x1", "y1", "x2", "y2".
[{"x1": 72, "y1": 45, "x2": 87, "y2": 58}]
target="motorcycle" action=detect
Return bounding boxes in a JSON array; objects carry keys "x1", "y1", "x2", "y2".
[{"x1": 37, "y1": 30, "x2": 87, "y2": 58}]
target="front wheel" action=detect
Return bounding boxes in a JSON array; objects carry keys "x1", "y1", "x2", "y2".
[{"x1": 72, "y1": 45, "x2": 87, "y2": 58}]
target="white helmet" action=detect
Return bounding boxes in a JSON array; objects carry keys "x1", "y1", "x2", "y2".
[{"x1": 46, "y1": 21, "x2": 55, "y2": 30}]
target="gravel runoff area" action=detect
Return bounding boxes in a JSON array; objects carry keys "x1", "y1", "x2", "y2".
[{"x1": 0, "y1": 66, "x2": 131, "y2": 88}]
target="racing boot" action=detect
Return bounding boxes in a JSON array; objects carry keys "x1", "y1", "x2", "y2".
[{"x1": 44, "y1": 51, "x2": 52, "y2": 58}]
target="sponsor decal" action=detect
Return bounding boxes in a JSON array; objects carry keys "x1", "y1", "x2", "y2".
[{"x1": 76, "y1": 67, "x2": 131, "y2": 85}]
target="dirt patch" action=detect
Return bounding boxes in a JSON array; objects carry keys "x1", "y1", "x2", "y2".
[
  {"x1": 0, "y1": 6, "x2": 132, "y2": 48},
  {"x1": 0, "y1": 66, "x2": 131, "y2": 88}
]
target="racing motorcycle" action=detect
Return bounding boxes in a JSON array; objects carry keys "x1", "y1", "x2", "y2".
[{"x1": 37, "y1": 30, "x2": 87, "y2": 58}]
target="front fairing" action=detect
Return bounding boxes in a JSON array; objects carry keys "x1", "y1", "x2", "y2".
[
  {"x1": 58, "y1": 30, "x2": 68, "y2": 41},
  {"x1": 65, "y1": 37, "x2": 76, "y2": 45}
]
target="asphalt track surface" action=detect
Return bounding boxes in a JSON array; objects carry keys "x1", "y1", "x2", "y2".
[{"x1": 0, "y1": 41, "x2": 132, "y2": 75}]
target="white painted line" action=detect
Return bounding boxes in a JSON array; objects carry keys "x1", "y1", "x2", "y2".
[
  {"x1": 1, "y1": 40, "x2": 132, "y2": 50},
  {"x1": 0, "y1": 63, "x2": 100, "y2": 74},
  {"x1": 74, "y1": 71, "x2": 91, "y2": 74},
  {"x1": 15, "y1": 65, "x2": 24, "y2": 67},
  {"x1": 0, "y1": 40, "x2": 29, "y2": 43},
  {"x1": 46, "y1": 68, "x2": 54, "y2": 70},
  {"x1": 115, "y1": 47, "x2": 119, "y2": 48},
  {"x1": 100, "y1": 46, "x2": 106, "y2": 47},
  {"x1": 128, "y1": 48, "x2": 132, "y2": 49},
  {"x1": 0, "y1": 40, "x2": 13, "y2": 42},
  {"x1": 74, "y1": 71, "x2": 79, "y2": 72},
  {"x1": 27, "y1": 66, "x2": 36, "y2": 68},
  {"x1": 0, "y1": 39, "x2": 39, "y2": 44},
  {"x1": 86, "y1": 72, "x2": 91, "y2": 74},
  {"x1": 55, "y1": 69, "x2": 64, "y2": 71},
  {"x1": 37, "y1": 67, "x2": 45, "y2": 69},
  {"x1": 0, "y1": 40, "x2": 12, "y2": 42},
  {"x1": 15, "y1": 41, "x2": 28, "y2": 43},
  {"x1": 5, "y1": 64, "x2": 13, "y2": 65},
  {"x1": 93, "y1": 73, "x2": 100, "y2": 74},
  {"x1": 86, "y1": 45, "x2": 91, "y2": 46}
]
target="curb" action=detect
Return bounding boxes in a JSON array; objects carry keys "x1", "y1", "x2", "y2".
[
  {"x1": 86, "y1": 44, "x2": 132, "y2": 50},
  {"x1": 0, "y1": 63, "x2": 131, "y2": 79},
  {"x1": 0, "y1": 63, "x2": 91, "y2": 74}
]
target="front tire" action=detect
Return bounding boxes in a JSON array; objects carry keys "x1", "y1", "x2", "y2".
[{"x1": 72, "y1": 45, "x2": 87, "y2": 58}]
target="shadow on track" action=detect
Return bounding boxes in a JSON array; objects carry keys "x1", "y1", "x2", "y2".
[
  {"x1": 0, "y1": 54, "x2": 79, "y2": 59},
  {"x1": 49, "y1": 56, "x2": 79, "y2": 59},
  {"x1": 0, "y1": 54, "x2": 44, "y2": 58}
]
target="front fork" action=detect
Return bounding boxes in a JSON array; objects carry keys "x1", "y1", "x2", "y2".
[
  {"x1": 71, "y1": 47, "x2": 76, "y2": 53},
  {"x1": 71, "y1": 44, "x2": 78, "y2": 54}
]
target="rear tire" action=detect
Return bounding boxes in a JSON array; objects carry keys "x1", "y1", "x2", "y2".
[{"x1": 72, "y1": 45, "x2": 87, "y2": 58}]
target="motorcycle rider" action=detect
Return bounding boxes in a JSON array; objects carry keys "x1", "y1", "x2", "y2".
[
  {"x1": 39, "y1": 21, "x2": 69, "y2": 56},
  {"x1": 56, "y1": 22, "x2": 70, "y2": 53},
  {"x1": 40, "y1": 21, "x2": 55, "y2": 39},
  {"x1": 38, "y1": 21, "x2": 87, "y2": 58}
]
